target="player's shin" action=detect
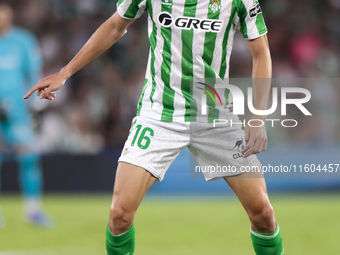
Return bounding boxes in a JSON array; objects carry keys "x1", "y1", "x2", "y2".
[
  {"x1": 250, "y1": 223, "x2": 284, "y2": 255},
  {"x1": 17, "y1": 153, "x2": 43, "y2": 214},
  {"x1": 106, "y1": 223, "x2": 135, "y2": 255}
]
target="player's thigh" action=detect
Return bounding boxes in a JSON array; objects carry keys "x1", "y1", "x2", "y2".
[
  {"x1": 112, "y1": 116, "x2": 189, "y2": 214},
  {"x1": 224, "y1": 171, "x2": 270, "y2": 215},
  {"x1": 111, "y1": 162, "x2": 157, "y2": 214}
]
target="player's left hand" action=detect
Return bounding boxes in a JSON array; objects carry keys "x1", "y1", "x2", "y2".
[{"x1": 241, "y1": 116, "x2": 267, "y2": 158}]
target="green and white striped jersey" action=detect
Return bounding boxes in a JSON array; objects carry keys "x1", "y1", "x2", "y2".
[{"x1": 117, "y1": 0, "x2": 267, "y2": 122}]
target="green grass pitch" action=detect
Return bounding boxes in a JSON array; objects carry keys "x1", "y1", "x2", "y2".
[{"x1": 0, "y1": 194, "x2": 339, "y2": 254}]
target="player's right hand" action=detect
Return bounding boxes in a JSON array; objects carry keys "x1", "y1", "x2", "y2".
[{"x1": 24, "y1": 71, "x2": 68, "y2": 101}]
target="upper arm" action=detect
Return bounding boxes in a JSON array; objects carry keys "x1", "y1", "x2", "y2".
[
  {"x1": 246, "y1": 34, "x2": 271, "y2": 59},
  {"x1": 108, "y1": 12, "x2": 137, "y2": 34},
  {"x1": 234, "y1": 0, "x2": 267, "y2": 40}
]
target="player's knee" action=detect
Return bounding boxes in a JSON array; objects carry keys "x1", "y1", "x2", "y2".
[
  {"x1": 248, "y1": 202, "x2": 276, "y2": 233},
  {"x1": 109, "y1": 206, "x2": 134, "y2": 235}
]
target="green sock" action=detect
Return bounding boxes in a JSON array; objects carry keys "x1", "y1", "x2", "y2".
[
  {"x1": 106, "y1": 223, "x2": 135, "y2": 255},
  {"x1": 250, "y1": 223, "x2": 284, "y2": 255}
]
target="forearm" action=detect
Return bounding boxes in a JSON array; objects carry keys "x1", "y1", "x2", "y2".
[
  {"x1": 24, "y1": 13, "x2": 134, "y2": 100},
  {"x1": 241, "y1": 54, "x2": 272, "y2": 157},
  {"x1": 61, "y1": 13, "x2": 132, "y2": 79},
  {"x1": 251, "y1": 54, "x2": 272, "y2": 120}
]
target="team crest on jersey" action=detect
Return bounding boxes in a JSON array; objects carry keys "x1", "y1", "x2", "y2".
[{"x1": 209, "y1": 0, "x2": 221, "y2": 13}]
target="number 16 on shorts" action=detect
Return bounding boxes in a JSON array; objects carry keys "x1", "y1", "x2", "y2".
[{"x1": 130, "y1": 124, "x2": 154, "y2": 150}]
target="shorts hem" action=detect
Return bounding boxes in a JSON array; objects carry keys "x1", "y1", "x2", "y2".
[
  {"x1": 205, "y1": 171, "x2": 243, "y2": 182},
  {"x1": 204, "y1": 163, "x2": 262, "y2": 182},
  {"x1": 118, "y1": 157, "x2": 163, "y2": 182}
]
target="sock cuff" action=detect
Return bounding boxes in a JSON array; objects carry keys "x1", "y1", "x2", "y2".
[
  {"x1": 106, "y1": 223, "x2": 135, "y2": 247},
  {"x1": 250, "y1": 223, "x2": 280, "y2": 240}
]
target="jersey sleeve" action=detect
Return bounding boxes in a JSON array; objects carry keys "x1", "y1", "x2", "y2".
[
  {"x1": 234, "y1": 0, "x2": 267, "y2": 40},
  {"x1": 117, "y1": 0, "x2": 147, "y2": 20}
]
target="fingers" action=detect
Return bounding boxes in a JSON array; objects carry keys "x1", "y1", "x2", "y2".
[
  {"x1": 244, "y1": 125, "x2": 250, "y2": 143},
  {"x1": 39, "y1": 87, "x2": 53, "y2": 99},
  {"x1": 46, "y1": 95, "x2": 55, "y2": 101},
  {"x1": 37, "y1": 89, "x2": 55, "y2": 97},
  {"x1": 242, "y1": 139, "x2": 257, "y2": 158},
  {"x1": 241, "y1": 125, "x2": 251, "y2": 155},
  {"x1": 38, "y1": 89, "x2": 43, "y2": 97},
  {"x1": 241, "y1": 137, "x2": 254, "y2": 155},
  {"x1": 24, "y1": 79, "x2": 50, "y2": 99},
  {"x1": 263, "y1": 139, "x2": 268, "y2": 151},
  {"x1": 244, "y1": 140, "x2": 262, "y2": 158},
  {"x1": 243, "y1": 139, "x2": 267, "y2": 158},
  {"x1": 24, "y1": 86, "x2": 41, "y2": 99},
  {"x1": 38, "y1": 89, "x2": 56, "y2": 101},
  {"x1": 46, "y1": 93, "x2": 56, "y2": 101},
  {"x1": 242, "y1": 131, "x2": 268, "y2": 158}
]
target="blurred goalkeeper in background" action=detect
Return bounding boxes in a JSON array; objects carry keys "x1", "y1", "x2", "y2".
[{"x1": 0, "y1": 3, "x2": 52, "y2": 228}]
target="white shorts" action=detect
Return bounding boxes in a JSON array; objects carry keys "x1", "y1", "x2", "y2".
[{"x1": 118, "y1": 116, "x2": 261, "y2": 182}]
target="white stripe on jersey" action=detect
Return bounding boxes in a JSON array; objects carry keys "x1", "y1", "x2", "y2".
[
  {"x1": 170, "y1": 0, "x2": 186, "y2": 122},
  {"x1": 150, "y1": 0, "x2": 164, "y2": 120},
  {"x1": 139, "y1": 50, "x2": 153, "y2": 117},
  {"x1": 191, "y1": 0, "x2": 210, "y2": 122},
  {"x1": 211, "y1": 0, "x2": 233, "y2": 78}
]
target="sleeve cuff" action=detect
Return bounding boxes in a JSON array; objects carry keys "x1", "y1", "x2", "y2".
[
  {"x1": 116, "y1": 6, "x2": 136, "y2": 20},
  {"x1": 245, "y1": 29, "x2": 268, "y2": 40}
]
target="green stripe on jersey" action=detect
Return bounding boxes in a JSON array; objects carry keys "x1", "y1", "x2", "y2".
[
  {"x1": 160, "y1": 3, "x2": 175, "y2": 121},
  {"x1": 202, "y1": 5, "x2": 220, "y2": 123},
  {"x1": 238, "y1": 0, "x2": 248, "y2": 38},
  {"x1": 182, "y1": 0, "x2": 198, "y2": 122},
  {"x1": 255, "y1": 12, "x2": 267, "y2": 34},
  {"x1": 225, "y1": 88, "x2": 230, "y2": 105},
  {"x1": 137, "y1": 79, "x2": 148, "y2": 116},
  {"x1": 118, "y1": 0, "x2": 144, "y2": 19}
]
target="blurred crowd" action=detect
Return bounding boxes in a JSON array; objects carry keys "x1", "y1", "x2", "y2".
[{"x1": 5, "y1": 0, "x2": 340, "y2": 153}]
